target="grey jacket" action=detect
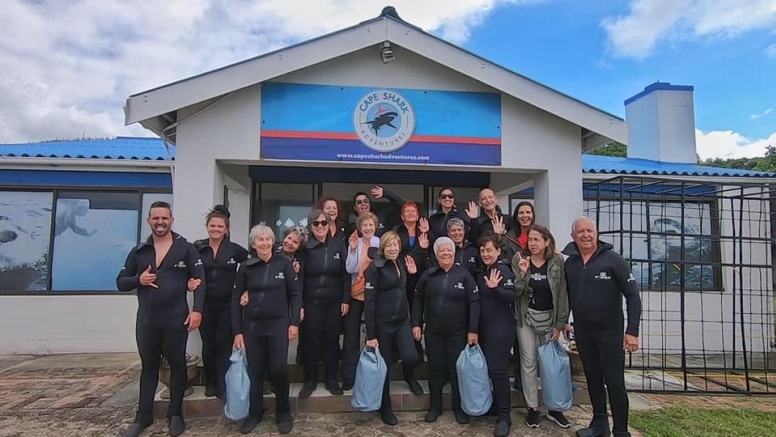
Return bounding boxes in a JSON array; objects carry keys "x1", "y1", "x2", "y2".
[{"x1": 512, "y1": 253, "x2": 570, "y2": 331}]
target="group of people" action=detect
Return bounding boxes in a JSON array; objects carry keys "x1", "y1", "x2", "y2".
[{"x1": 117, "y1": 185, "x2": 642, "y2": 437}]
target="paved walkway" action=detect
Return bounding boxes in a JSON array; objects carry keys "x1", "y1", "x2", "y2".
[{"x1": 0, "y1": 353, "x2": 644, "y2": 437}]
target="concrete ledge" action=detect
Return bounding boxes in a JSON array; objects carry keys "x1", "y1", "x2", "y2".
[{"x1": 153, "y1": 381, "x2": 590, "y2": 418}]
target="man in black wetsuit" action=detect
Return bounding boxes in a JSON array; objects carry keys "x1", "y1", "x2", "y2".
[
  {"x1": 563, "y1": 216, "x2": 641, "y2": 437},
  {"x1": 117, "y1": 201, "x2": 206, "y2": 437}
]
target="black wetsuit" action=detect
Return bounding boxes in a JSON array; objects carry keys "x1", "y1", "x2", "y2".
[
  {"x1": 193, "y1": 237, "x2": 248, "y2": 399},
  {"x1": 467, "y1": 206, "x2": 513, "y2": 244},
  {"x1": 412, "y1": 265, "x2": 480, "y2": 414},
  {"x1": 299, "y1": 236, "x2": 350, "y2": 383},
  {"x1": 231, "y1": 254, "x2": 301, "y2": 420},
  {"x1": 116, "y1": 232, "x2": 206, "y2": 425},
  {"x1": 563, "y1": 241, "x2": 641, "y2": 436},
  {"x1": 393, "y1": 223, "x2": 430, "y2": 367},
  {"x1": 476, "y1": 261, "x2": 516, "y2": 425},
  {"x1": 364, "y1": 255, "x2": 420, "y2": 414},
  {"x1": 428, "y1": 206, "x2": 471, "y2": 244},
  {"x1": 345, "y1": 190, "x2": 405, "y2": 237}
]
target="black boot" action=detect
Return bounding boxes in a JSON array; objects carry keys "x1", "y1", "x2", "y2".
[
  {"x1": 277, "y1": 412, "x2": 294, "y2": 435},
  {"x1": 121, "y1": 421, "x2": 151, "y2": 437},
  {"x1": 299, "y1": 380, "x2": 317, "y2": 398},
  {"x1": 454, "y1": 410, "x2": 470, "y2": 424},
  {"x1": 576, "y1": 414, "x2": 612, "y2": 437},
  {"x1": 494, "y1": 420, "x2": 511, "y2": 437},
  {"x1": 325, "y1": 379, "x2": 343, "y2": 395},
  {"x1": 168, "y1": 416, "x2": 185, "y2": 437}
]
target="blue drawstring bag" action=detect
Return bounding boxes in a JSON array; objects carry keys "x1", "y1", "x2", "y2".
[
  {"x1": 351, "y1": 346, "x2": 388, "y2": 412},
  {"x1": 538, "y1": 340, "x2": 573, "y2": 411},
  {"x1": 223, "y1": 348, "x2": 250, "y2": 421},
  {"x1": 456, "y1": 344, "x2": 492, "y2": 416}
]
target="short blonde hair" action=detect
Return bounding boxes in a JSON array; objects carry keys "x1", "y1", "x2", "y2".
[
  {"x1": 378, "y1": 230, "x2": 401, "y2": 257},
  {"x1": 357, "y1": 212, "x2": 379, "y2": 230}
]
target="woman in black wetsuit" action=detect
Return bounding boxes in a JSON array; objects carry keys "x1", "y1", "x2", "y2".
[
  {"x1": 476, "y1": 231, "x2": 517, "y2": 437},
  {"x1": 363, "y1": 230, "x2": 420, "y2": 426},
  {"x1": 412, "y1": 236, "x2": 479, "y2": 424},
  {"x1": 231, "y1": 225, "x2": 300, "y2": 435},
  {"x1": 188, "y1": 205, "x2": 248, "y2": 400}
]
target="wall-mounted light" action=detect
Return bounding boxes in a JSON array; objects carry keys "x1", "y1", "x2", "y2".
[{"x1": 381, "y1": 41, "x2": 395, "y2": 64}]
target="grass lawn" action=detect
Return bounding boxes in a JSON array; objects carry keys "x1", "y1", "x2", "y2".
[{"x1": 631, "y1": 407, "x2": 776, "y2": 437}]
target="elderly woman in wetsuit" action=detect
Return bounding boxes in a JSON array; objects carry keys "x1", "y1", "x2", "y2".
[
  {"x1": 412, "y1": 236, "x2": 479, "y2": 424},
  {"x1": 297, "y1": 208, "x2": 350, "y2": 398},
  {"x1": 363, "y1": 230, "x2": 420, "y2": 426},
  {"x1": 187, "y1": 205, "x2": 249, "y2": 401},
  {"x1": 231, "y1": 225, "x2": 300, "y2": 435},
  {"x1": 476, "y1": 231, "x2": 518, "y2": 437}
]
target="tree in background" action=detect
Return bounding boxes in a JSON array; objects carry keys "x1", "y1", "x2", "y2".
[{"x1": 587, "y1": 142, "x2": 626, "y2": 157}]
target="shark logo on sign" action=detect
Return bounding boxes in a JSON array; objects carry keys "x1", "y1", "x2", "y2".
[{"x1": 353, "y1": 90, "x2": 416, "y2": 153}]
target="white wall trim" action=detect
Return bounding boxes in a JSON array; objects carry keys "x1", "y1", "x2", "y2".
[{"x1": 0, "y1": 158, "x2": 173, "y2": 173}]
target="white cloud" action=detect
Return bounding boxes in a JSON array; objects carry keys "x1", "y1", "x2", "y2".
[
  {"x1": 696, "y1": 128, "x2": 776, "y2": 160},
  {"x1": 766, "y1": 43, "x2": 776, "y2": 57},
  {"x1": 0, "y1": 0, "x2": 539, "y2": 143},
  {"x1": 602, "y1": 0, "x2": 776, "y2": 59},
  {"x1": 750, "y1": 108, "x2": 773, "y2": 120}
]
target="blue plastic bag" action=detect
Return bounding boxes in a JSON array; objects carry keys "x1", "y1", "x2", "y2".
[
  {"x1": 223, "y1": 348, "x2": 250, "y2": 421},
  {"x1": 538, "y1": 340, "x2": 573, "y2": 411},
  {"x1": 456, "y1": 344, "x2": 492, "y2": 416},
  {"x1": 351, "y1": 346, "x2": 388, "y2": 412}
]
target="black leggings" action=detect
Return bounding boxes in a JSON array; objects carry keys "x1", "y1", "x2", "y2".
[
  {"x1": 576, "y1": 326, "x2": 629, "y2": 435},
  {"x1": 425, "y1": 330, "x2": 467, "y2": 413},
  {"x1": 480, "y1": 318, "x2": 515, "y2": 424},
  {"x1": 377, "y1": 318, "x2": 419, "y2": 411},
  {"x1": 342, "y1": 299, "x2": 365, "y2": 384},
  {"x1": 302, "y1": 303, "x2": 342, "y2": 381},
  {"x1": 200, "y1": 301, "x2": 231, "y2": 396},
  {"x1": 135, "y1": 316, "x2": 188, "y2": 424},
  {"x1": 244, "y1": 319, "x2": 290, "y2": 418}
]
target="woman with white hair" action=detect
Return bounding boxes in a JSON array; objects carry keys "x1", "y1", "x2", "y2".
[
  {"x1": 231, "y1": 224, "x2": 301, "y2": 435},
  {"x1": 411, "y1": 236, "x2": 480, "y2": 424}
]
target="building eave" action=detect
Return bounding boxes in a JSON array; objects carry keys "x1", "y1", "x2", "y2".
[{"x1": 0, "y1": 157, "x2": 173, "y2": 173}]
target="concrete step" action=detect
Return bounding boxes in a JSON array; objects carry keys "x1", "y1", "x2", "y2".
[{"x1": 153, "y1": 380, "x2": 590, "y2": 418}]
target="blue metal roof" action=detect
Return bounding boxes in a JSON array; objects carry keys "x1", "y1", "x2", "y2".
[
  {"x1": 0, "y1": 136, "x2": 174, "y2": 160},
  {"x1": 583, "y1": 155, "x2": 775, "y2": 178},
  {"x1": 1, "y1": 137, "x2": 773, "y2": 178}
]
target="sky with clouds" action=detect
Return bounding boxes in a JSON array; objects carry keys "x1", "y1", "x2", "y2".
[{"x1": 1, "y1": 0, "x2": 774, "y2": 160}]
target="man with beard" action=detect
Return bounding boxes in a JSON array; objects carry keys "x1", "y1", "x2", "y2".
[
  {"x1": 562, "y1": 217, "x2": 641, "y2": 437},
  {"x1": 117, "y1": 201, "x2": 206, "y2": 437}
]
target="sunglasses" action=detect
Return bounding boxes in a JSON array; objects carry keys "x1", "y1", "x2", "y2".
[
  {"x1": 440, "y1": 194, "x2": 454, "y2": 200},
  {"x1": 312, "y1": 220, "x2": 328, "y2": 227},
  {"x1": 355, "y1": 199, "x2": 370, "y2": 205}
]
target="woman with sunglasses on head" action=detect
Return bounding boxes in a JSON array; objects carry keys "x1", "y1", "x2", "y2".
[
  {"x1": 363, "y1": 231, "x2": 420, "y2": 426},
  {"x1": 187, "y1": 205, "x2": 249, "y2": 401},
  {"x1": 314, "y1": 195, "x2": 346, "y2": 241},
  {"x1": 512, "y1": 224, "x2": 571, "y2": 430},
  {"x1": 476, "y1": 231, "x2": 518, "y2": 437},
  {"x1": 297, "y1": 209, "x2": 350, "y2": 398},
  {"x1": 341, "y1": 212, "x2": 380, "y2": 390},
  {"x1": 428, "y1": 188, "x2": 470, "y2": 244}
]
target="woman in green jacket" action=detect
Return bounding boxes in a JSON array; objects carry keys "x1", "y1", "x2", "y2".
[{"x1": 512, "y1": 224, "x2": 571, "y2": 430}]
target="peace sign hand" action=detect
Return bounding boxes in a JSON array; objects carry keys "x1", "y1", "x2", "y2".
[
  {"x1": 492, "y1": 216, "x2": 505, "y2": 235},
  {"x1": 484, "y1": 268, "x2": 503, "y2": 289},
  {"x1": 405, "y1": 255, "x2": 417, "y2": 274},
  {"x1": 465, "y1": 201, "x2": 479, "y2": 220},
  {"x1": 516, "y1": 252, "x2": 530, "y2": 276}
]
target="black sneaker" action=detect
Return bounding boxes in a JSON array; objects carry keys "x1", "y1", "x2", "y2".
[
  {"x1": 547, "y1": 410, "x2": 571, "y2": 429},
  {"x1": 526, "y1": 408, "x2": 540, "y2": 428}
]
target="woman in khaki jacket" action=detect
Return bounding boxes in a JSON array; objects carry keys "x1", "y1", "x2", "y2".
[{"x1": 512, "y1": 224, "x2": 571, "y2": 430}]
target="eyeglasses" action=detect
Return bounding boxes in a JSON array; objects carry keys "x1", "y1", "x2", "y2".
[
  {"x1": 312, "y1": 220, "x2": 328, "y2": 227},
  {"x1": 439, "y1": 193, "x2": 454, "y2": 200},
  {"x1": 355, "y1": 199, "x2": 370, "y2": 205}
]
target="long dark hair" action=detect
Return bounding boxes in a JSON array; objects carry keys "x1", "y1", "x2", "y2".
[{"x1": 512, "y1": 201, "x2": 535, "y2": 233}]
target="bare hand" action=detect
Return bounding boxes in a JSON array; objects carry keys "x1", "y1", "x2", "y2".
[
  {"x1": 563, "y1": 324, "x2": 574, "y2": 341},
  {"x1": 405, "y1": 255, "x2": 417, "y2": 274},
  {"x1": 467, "y1": 332, "x2": 479, "y2": 345},
  {"x1": 516, "y1": 252, "x2": 529, "y2": 276},
  {"x1": 300, "y1": 308, "x2": 305, "y2": 322},
  {"x1": 365, "y1": 338, "x2": 379, "y2": 349},
  {"x1": 418, "y1": 217, "x2": 430, "y2": 234},
  {"x1": 370, "y1": 186, "x2": 384, "y2": 199},
  {"x1": 412, "y1": 327, "x2": 422, "y2": 341},
  {"x1": 139, "y1": 265, "x2": 158, "y2": 288},
  {"x1": 240, "y1": 291, "x2": 249, "y2": 306},
  {"x1": 623, "y1": 334, "x2": 639, "y2": 353},
  {"x1": 492, "y1": 216, "x2": 505, "y2": 235},
  {"x1": 348, "y1": 230, "x2": 359, "y2": 250},
  {"x1": 184, "y1": 311, "x2": 202, "y2": 332},
  {"x1": 549, "y1": 328, "x2": 561, "y2": 342},
  {"x1": 418, "y1": 233, "x2": 429, "y2": 250},
  {"x1": 484, "y1": 269, "x2": 503, "y2": 289},
  {"x1": 233, "y1": 333, "x2": 245, "y2": 350},
  {"x1": 292, "y1": 260, "x2": 300, "y2": 274},
  {"x1": 187, "y1": 277, "x2": 201, "y2": 292},
  {"x1": 288, "y1": 325, "x2": 299, "y2": 342},
  {"x1": 465, "y1": 201, "x2": 479, "y2": 220},
  {"x1": 341, "y1": 303, "x2": 350, "y2": 316}
]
